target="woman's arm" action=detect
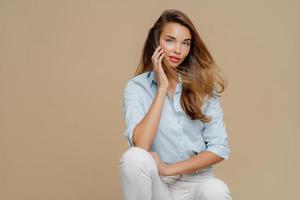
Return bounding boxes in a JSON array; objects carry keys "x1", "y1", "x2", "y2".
[
  {"x1": 132, "y1": 87, "x2": 167, "y2": 150},
  {"x1": 169, "y1": 96, "x2": 229, "y2": 175},
  {"x1": 150, "y1": 94, "x2": 229, "y2": 176},
  {"x1": 166, "y1": 151, "x2": 223, "y2": 175},
  {"x1": 131, "y1": 45, "x2": 169, "y2": 151}
]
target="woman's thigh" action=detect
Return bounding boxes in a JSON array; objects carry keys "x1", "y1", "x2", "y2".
[
  {"x1": 161, "y1": 175, "x2": 201, "y2": 200},
  {"x1": 119, "y1": 147, "x2": 173, "y2": 200},
  {"x1": 162, "y1": 174, "x2": 232, "y2": 200},
  {"x1": 190, "y1": 176, "x2": 232, "y2": 200}
]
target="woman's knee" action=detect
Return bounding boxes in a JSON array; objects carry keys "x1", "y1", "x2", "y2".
[
  {"x1": 194, "y1": 177, "x2": 232, "y2": 200},
  {"x1": 119, "y1": 147, "x2": 157, "y2": 173}
]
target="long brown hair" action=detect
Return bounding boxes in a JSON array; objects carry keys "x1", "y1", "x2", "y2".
[{"x1": 134, "y1": 9, "x2": 227, "y2": 123}]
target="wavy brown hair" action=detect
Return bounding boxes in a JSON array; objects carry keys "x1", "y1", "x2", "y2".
[{"x1": 134, "y1": 9, "x2": 227, "y2": 123}]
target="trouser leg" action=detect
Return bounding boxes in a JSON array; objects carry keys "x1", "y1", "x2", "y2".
[
  {"x1": 191, "y1": 176, "x2": 232, "y2": 200},
  {"x1": 119, "y1": 147, "x2": 172, "y2": 200}
]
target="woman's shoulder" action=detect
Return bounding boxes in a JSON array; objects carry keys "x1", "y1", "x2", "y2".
[
  {"x1": 129, "y1": 71, "x2": 150, "y2": 82},
  {"x1": 124, "y1": 71, "x2": 151, "y2": 93}
]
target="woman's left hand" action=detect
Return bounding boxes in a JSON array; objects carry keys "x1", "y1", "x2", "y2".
[{"x1": 149, "y1": 151, "x2": 171, "y2": 176}]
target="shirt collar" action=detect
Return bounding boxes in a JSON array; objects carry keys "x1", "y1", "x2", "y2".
[{"x1": 147, "y1": 70, "x2": 156, "y2": 87}]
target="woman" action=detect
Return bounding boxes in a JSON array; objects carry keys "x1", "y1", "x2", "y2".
[{"x1": 119, "y1": 9, "x2": 232, "y2": 200}]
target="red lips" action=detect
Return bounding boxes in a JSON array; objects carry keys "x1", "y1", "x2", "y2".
[
  {"x1": 169, "y1": 56, "x2": 181, "y2": 63},
  {"x1": 169, "y1": 56, "x2": 181, "y2": 60}
]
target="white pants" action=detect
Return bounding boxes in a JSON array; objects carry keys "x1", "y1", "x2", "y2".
[{"x1": 119, "y1": 147, "x2": 232, "y2": 200}]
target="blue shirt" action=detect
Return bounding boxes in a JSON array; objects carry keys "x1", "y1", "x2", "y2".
[{"x1": 122, "y1": 70, "x2": 229, "y2": 170}]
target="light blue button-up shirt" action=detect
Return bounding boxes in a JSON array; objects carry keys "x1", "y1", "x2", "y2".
[{"x1": 122, "y1": 70, "x2": 229, "y2": 170}]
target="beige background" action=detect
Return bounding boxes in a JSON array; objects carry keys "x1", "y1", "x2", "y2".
[{"x1": 0, "y1": 0, "x2": 299, "y2": 199}]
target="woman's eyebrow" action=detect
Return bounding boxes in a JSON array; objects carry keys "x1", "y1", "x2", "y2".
[{"x1": 165, "y1": 35, "x2": 191, "y2": 41}]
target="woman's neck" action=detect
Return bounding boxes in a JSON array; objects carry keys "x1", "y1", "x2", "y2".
[{"x1": 165, "y1": 71, "x2": 178, "y2": 87}]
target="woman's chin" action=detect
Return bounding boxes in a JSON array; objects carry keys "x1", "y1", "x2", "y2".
[
  {"x1": 163, "y1": 58, "x2": 181, "y2": 69},
  {"x1": 170, "y1": 63, "x2": 181, "y2": 68},
  {"x1": 166, "y1": 61, "x2": 180, "y2": 68}
]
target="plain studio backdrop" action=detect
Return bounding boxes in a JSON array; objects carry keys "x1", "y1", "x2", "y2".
[{"x1": 0, "y1": 1, "x2": 299, "y2": 199}]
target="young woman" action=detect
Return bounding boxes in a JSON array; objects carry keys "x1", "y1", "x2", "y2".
[{"x1": 119, "y1": 9, "x2": 232, "y2": 200}]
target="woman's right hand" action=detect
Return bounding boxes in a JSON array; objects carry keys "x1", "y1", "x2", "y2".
[{"x1": 151, "y1": 45, "x2": 169, "y2": 91}]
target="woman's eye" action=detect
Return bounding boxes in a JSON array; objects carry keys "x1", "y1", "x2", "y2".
[{"x1": 165, "y1": 39, "x2": 190, "y2": 46}]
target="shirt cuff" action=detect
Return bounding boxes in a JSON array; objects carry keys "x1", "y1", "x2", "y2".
[{"x1": 205, "y1": 144, "x2": 230, "y2": 160}]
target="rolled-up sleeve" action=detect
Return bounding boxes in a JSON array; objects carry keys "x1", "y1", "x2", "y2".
[
  {"x1": 202, "y1": 95, "x2": 230, "y2": 160},
  {"x1": 122, "y1": 81, "x2": 145, "y2": 147}
]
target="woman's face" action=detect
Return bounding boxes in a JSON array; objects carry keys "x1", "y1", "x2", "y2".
[{"x1": 159, "y1": 22, "x2": 192, "y2": 68}]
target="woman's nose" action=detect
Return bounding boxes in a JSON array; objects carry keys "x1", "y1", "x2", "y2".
[{"x1": 174, "y1": 43, "x2": 181, "y2": 54}]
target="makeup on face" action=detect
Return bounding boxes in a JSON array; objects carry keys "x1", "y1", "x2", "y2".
[{"x1": 159, "y1": 22, "x2": 192, "y2": 66}]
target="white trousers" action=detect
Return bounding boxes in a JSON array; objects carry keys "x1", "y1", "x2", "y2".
[{"x1": 119, "y1": 147, "x2": 232, "y2": 200}]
